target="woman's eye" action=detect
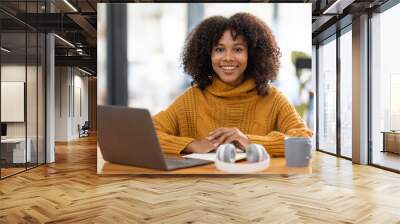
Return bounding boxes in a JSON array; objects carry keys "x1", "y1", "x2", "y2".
[
  {"x1": 215, "y1": 48, "x2": 224, "y2": 52},
  {"x1": 234, "y1": 48, "x2": 243, "y2": 53}
]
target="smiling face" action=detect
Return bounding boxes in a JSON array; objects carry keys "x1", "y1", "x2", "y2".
[{"x1": 211, "y1": 30, "x2": 248, "y2": 86}]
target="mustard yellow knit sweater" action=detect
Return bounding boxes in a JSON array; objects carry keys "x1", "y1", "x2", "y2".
[{"x1": 153, "y1": 77, "x2": 313, "y2": 157}]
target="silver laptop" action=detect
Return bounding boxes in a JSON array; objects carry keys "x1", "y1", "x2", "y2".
[{"x1": 98, "y1": 105, "x2": 212, "y2": 171}]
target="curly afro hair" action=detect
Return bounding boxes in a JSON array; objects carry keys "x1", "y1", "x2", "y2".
[{"x1": 181, "y1": 12, "x2": 281, "y2": 96}]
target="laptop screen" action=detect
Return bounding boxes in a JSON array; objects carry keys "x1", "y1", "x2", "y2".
[{"x1": 1, "y1": 123, "x2": 7, "y2": 137}]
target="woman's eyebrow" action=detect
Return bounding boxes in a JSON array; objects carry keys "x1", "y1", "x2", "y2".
[{"x1": 215, "y1": 42, "x2": 246, "y2": 46}]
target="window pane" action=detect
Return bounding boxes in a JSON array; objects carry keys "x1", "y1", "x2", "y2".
[
  {"x1": 38, "y1": 33, "x2": 46, "y2": 165},
  {"x1": 371, "y1": 4, "x2": 400, "y2": 171},
  {"x1": 318, "y1": 38, "x2": 337, "y2": 154},
  {"x1": 340, "y1": 29, "x2": 352, "y2": 158},
  {"x1": 27, "y1": 31, "x2": 38, "y2": 169},
  {"x1": 1, "y1": 31, "x2": 27, "y2": 177}
]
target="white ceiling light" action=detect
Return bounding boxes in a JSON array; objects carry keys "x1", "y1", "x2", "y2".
[
  {"x1": 78, "y1": 67, "x2": 92, "y2": 76},
  {"x1": 323, "y1": 0, "x2": 355, "y2": 15},
  {"x1": 63, "y1": 0, "x2": 78, "y2": 12},
  {"x1": 1, "y1": 47, "x2": 11, "y2": 53},
  {"x1": 54, "y1": 34, "x2": 75, "y2": 48}
]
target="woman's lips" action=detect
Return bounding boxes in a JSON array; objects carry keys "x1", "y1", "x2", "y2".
[{"x1": 220, "y1": 65, "x2": 238, "y2": 72}]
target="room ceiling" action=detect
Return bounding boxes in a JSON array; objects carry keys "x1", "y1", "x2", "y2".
[
  {"x1": 311, "y1": 0, "x2": 389, "y2": 43},
  {"x1": 0, "y1": 0, "x2": 98, "y2": 74},
  {"x1": 0, "y1": 0, "x2": 392, "y2": 75}
]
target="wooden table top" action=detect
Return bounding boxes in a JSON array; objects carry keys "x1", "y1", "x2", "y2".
[{"x1": 97, "y1": 147, "x2": 312, "y2": 175}]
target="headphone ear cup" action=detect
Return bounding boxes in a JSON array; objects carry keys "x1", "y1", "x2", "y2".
[
  {"x1": 246, "y1": 144, "x2": 269, "y2": 163},
  {"x1": 216, "y1": 143, "x2": 237, "y2": 163}
]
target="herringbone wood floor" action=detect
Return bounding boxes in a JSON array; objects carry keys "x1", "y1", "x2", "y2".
[{"x1": 1, "y1": 134, "x2": 400, "y2": 224}]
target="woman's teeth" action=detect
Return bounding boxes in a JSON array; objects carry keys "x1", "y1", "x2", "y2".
[{"x1": 221, "y1": 66, "x2": 236, "y2": 70}]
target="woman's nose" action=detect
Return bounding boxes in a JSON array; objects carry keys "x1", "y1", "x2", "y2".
[{"x1": 223, "y1": 50, "x2": 234, "y2": 61}]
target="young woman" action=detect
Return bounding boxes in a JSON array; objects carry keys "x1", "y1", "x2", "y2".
[{"x1": 153, "y1": 12, "x2": 312, "y2": 157}]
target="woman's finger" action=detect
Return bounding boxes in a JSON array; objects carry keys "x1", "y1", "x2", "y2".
[
  {"x1": 208, "y1": 127, "x2": 223, "y2": 136},
  {"x1": 224, "y1": 134, "x2": 239, "y2": 145},
  {"x1": 208, "y1": 127, "x2": 230, "y2": 140},
  {"x1": 215, "y1": 130, "x2": 235, "y2": 144}
]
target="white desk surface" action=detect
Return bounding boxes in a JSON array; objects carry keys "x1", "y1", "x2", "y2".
[{"x1": 1, "y1": 138, "x2": 28, "y2": 143}]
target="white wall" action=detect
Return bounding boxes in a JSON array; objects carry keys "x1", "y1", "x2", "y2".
[
  {"x1": 1, "y1": 65, "x2": 36, "y2": 138},
  {"x1": 55, "y1": 67, "x2": 89, "y2": 141},
  {"x1": 1, "y1": 64, "x2": 46, "y2": 163},
  {"x1": 55, "y1": 66, "x2": 69, "y2": 141}
]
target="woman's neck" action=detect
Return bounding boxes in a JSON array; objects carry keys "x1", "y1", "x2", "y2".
[{"x1": 216, "y1": 75, "x2": 246, "y2": 87}]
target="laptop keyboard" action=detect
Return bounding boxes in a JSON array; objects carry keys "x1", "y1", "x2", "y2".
[
  {"x1": 164, "y1": 157, "x2": 212, "y2": 170},
  {"x1": 166, "y1": 158, "x2": 198, "y2": 165}
]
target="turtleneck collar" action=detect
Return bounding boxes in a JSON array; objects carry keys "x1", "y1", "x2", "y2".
[{"x1": 205, "y1": 77, "x2": 257, "y2": 98}]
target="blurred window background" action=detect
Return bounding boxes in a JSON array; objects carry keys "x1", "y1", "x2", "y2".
[
  {"x1": 99, "y1": 3, "x2": 313, "y2": 129},
  {"x1": 126, "y1": 3, "x2": 312, "y2": 123}
]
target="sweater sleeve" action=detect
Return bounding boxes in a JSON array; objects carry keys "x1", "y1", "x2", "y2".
[
  {"x1": 152, "y1": 94, "x2": 195, "y2": 155},
  {"x1": 247, "y1": 93, "x2": 313, "y2": 157}
]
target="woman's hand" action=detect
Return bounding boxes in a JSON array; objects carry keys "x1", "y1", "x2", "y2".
[
  {"x1": 207, "y1": 127, "x2": 250, "y2": 150},
  {"x1": 184, "y1": 139, "x2": 218, "y2": 154}
]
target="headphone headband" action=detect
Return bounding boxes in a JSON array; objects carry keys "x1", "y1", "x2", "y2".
[
  {"x1": 215, "y1": 158, "x2": 270, "y2": 174},
  {"x1": 215, "y1": 143, "x2": 270, "y2": 173}
]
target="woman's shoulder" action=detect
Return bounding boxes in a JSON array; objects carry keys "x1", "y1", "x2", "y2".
[
  {"x1": 171, "y1": 85, "x2": 202, "y2": 103},
  {"x1": 181, "y1": 85, "x2": 202, "y2": 97},
  {"x1": 265, "y1": 84, "x2": 282, "y2": 98},
  {"x1": 265, "y1": 84, "x2": 291, "y2": 104}
]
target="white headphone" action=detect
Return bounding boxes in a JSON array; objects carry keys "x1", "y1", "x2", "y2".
[{"x1": 215, "y1": 143, "x2": 270, "y2": 173}]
